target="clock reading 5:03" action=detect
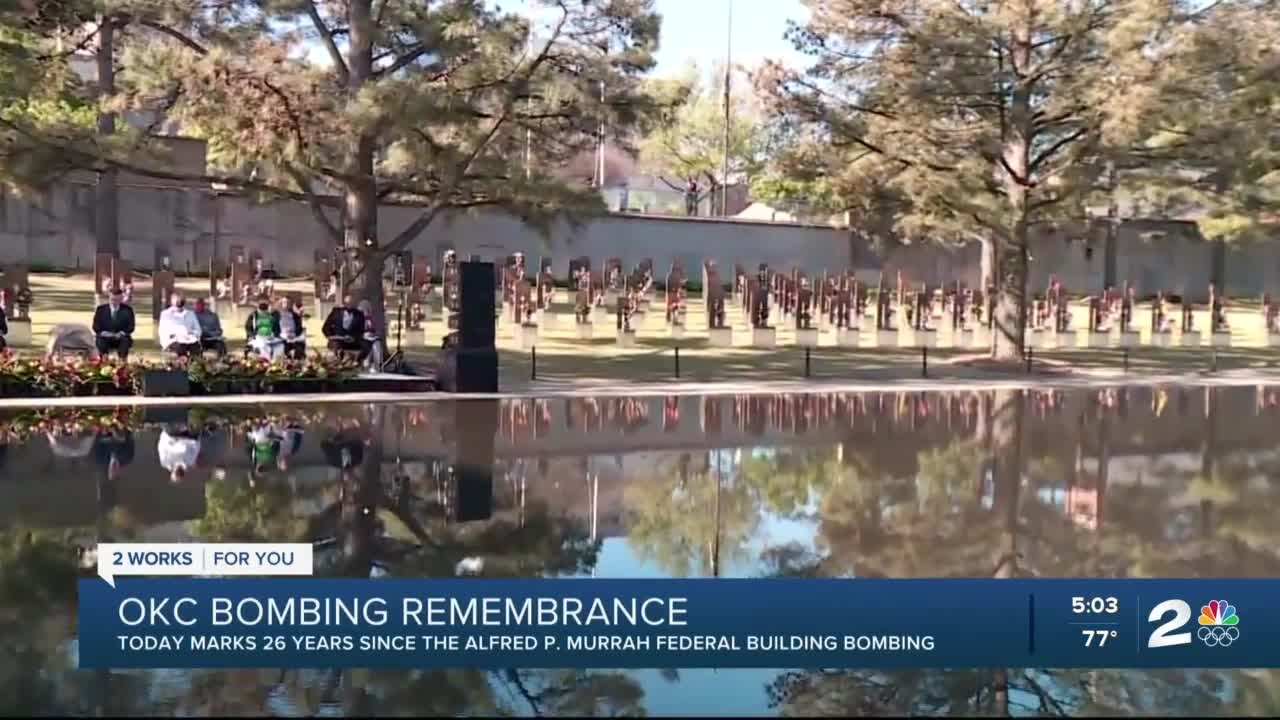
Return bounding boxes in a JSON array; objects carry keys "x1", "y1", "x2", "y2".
[{"x1": 1072, "y1": 596, "x2": 1120, "y2": 614}]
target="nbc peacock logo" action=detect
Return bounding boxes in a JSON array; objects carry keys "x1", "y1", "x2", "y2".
[{"x1": 1197, "y1": 600, "x2": 1240, "y2": 647}]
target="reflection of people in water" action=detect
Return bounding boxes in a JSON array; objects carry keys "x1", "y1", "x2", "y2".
[
  {"x1": 47, "y1": 429, "x2": 95, "y2": 460},
  {"x1": 323, "y1": 423, "x2": 366, "y2": 470},
  {"x1": 196, "y1": 420, "x2": 228, "y2": 472},
  {"x1": 247, "y1": 422, "x2": 283, "y2": 484},
  {"x1": 92, "y1": 429, "x2": 134, "y2": 511},
  {"x1": 158, "y1": 424, "x2": 201, "y2": 482},
  {"x1": 276, "y1": 419, "x2": 305, "y2": 472}
]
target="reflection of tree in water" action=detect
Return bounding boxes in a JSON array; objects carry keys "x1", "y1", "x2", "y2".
[
  {"x1": 762, "y1": 389, "x2": 1280, "y2": 716},
  {"x1": 191, "y1": 480, "x2": 309, "y2": 542},
  {"x1": 625, "y1": 451, "x2": 760, "y2": 577},
  {"x1": 766, "y1": 667, "x2": 1239, "y2": 717}
]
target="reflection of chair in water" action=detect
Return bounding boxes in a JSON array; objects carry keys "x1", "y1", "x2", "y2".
[{"x1": 46, "y1": 324, "x2": 99, "y2": 359}]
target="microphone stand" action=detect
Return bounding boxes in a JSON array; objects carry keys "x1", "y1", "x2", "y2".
[{"x1": 383, "y1": 289, "x2": 407, "y2": 373}]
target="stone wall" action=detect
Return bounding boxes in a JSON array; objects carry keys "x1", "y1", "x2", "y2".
[{"x1": 0, "y1": 179, "x2": 1255, "y2": 299}]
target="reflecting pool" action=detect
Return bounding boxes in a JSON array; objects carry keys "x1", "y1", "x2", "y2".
[{"x1": 4, "y1": 385, "x2": 1280, "y2": 716}]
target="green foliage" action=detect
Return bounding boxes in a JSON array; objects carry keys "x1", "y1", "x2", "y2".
[
  {"x1": 190, "y1": 479, "x2": 306, "y2": 542},
  {"x1": 0, "y1": 18, "x2": 98, "y2": 190},
  {"x1": 1119, "y1": 3, "x2": 1280, "y2": 242},
  {"x1": 637, "y1": 62, "x2": 774, "y2": 200},
  {"x1": 115, "y1": 0, "x2": 664, "y2": 254}
]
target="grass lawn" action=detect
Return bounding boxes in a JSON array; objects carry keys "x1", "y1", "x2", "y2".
[{"x1": 12, "y1": 272, "x2": 1280, "y2": 390}]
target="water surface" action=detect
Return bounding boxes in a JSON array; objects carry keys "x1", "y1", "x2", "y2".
[{"x1": 3, "y1": 385, "x2": 1280, "y2": 716}]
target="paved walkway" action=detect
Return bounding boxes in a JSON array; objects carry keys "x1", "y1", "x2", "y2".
[{"x1": 4, "y1": 366, "x2": 1279, "y2": 409}]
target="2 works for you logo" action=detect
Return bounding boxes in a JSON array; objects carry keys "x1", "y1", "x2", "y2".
[{"x1": 1198, "y1": 600, "x2": 1240, "y2": 647}]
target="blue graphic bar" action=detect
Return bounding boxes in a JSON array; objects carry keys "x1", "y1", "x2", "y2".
[{"x1": 77, "y1": 579, "x2": 1277, "y2": 669}]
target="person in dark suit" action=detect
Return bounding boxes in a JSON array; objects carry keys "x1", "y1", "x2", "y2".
[
  {"x1": 92, "y1": 287, "x2": 135, "y2": 359},
  {"x1": 322, "y1": 294, "x2": 370, "y2": 362},
  {"x1": 277, "y1": 296, "x2": 307, "y2": 360},
  {"x1": 0, "y1": 302, "x2": 9, "y2": 351}
]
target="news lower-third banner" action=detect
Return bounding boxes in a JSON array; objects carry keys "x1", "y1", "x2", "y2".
[{"x1": 78, "y1": 578, "x2": 1277, "y2": 669}]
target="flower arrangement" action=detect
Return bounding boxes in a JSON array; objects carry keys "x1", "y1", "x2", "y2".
[
  {"x1": 0, "y1": 350, "x2": 361, "y2": 398},
  {"x1": 0, "y1": 406, "x2": 141, "y2": 442},
  {"x1": 0, "y1": 352, "x2": 140, "y2": 396},
  {"x1": 0, "y1": 406, "x2": 333, "y2": 443},
  {"x1": 187, "y1": 352, "x2": 359, "y2": 393}
]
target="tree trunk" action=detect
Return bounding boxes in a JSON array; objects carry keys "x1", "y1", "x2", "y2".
[
  {"x1": 979, "y1": 236, "x2": 996, "y2": 291},
  {"x1": 993, "y1": 17, "x2": 1035, "y2": 362},
  {"x1": 1199, "y1": 387, "x2": 1218, "y2": 537},
  {"x1": 988, "y1": 389, "x2": 1023, "y2": 717},
  {"x1": 992, "y1": 224, "x2": 1028, "y2": 361},
  {"x1": 343, "y1": 1, "x2": 385, "y2": 323},
  {"x1": 991, "y1": 389, "x2": 1024, "y2": 577},
  {"x1": 1103, "y1": 161, "x2": 1118, "y2": 290},
  {"x1": 95, "y1": 15, "x2": 119, "y2": 257}
]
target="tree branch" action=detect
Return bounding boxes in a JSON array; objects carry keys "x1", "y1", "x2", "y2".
[
  {"x1": 1029, "y1": 127, "x2": 1089, "y2": 175},
  {"x1": 376, "y1": 5, "x2": 571, "y2": 258},
  {"x1": 305, "y1": 0, "x2": 350, "y2": 84},
  {"x1": 374, "y1": 46, "x2": 430, "y2": 78},
  {"x1": 138, "y1": 20, "x2": 208, "y2": 55},
  {"x1": 285, "y1": 166, "x2": 343, "y2": 245}
]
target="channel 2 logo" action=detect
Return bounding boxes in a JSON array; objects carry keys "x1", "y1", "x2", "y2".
[{"x1": 1147, "y1": 599, "x2": 1241, "y2": 649}]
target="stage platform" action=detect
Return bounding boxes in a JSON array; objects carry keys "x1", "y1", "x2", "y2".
[{"x1": 344, "y1": 371, "x2": 438, "y2": 393}]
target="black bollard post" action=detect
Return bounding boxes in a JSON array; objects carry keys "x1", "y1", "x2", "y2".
[
  {"x1": 1026, "y1": 347, "x2": 1033, "y2": 374},
  {"x1": 804, "y1": 346, "x2": 812, "y2": 378},
  {"x1": 530, "y1": 346, "x2": 537, "y2": 381},
  {"x1": 674, "y1": 346, "x2": 680, "y2": 378},
  {"x1": 1211, "y1": 349, "x2": 1218, "y2": 373},
  {"x1": 921, "y1": 345, "x2": 928, "y2": 378}
]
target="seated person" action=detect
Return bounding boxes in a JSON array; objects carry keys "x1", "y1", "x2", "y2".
[
  {"x1": 158, "y1": 292, "x2": 202, "y2": 357},
  {"x1": 323, "y1": 294, "x2": 370, "y2": 362},
  {"x1": 357, "y1": 299, "x2": 386, "y2": 369},
  {"x1": 244, "y1": 298, "x2": 284, "y2": 361},
  {"x1": 91, "y1": 287, "x2": 135, "y2": 359},
  {"x1": 276, "y1": 296, "x2": 306, "y2": 360},
  {"x1": 192, "y1": 297, "x2": 227, "y2": 356}
]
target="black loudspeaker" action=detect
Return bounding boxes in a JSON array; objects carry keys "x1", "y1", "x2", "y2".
[
  {"x1": 459, "y1": 261, "x2": 496, "y2": 349},
  {"x1": 141, "y1": 369, "x2": 190, "y2": 397},
  {"x1": 437, "y1": 345, "x2": 498, "y2": 393},
  {"x1": 437, "y1": 261, "x2": 498, "y2": 393},
  {"x1": 452, "y1": 400, "x2": 497, "y2": 522},
  {"x1": 453, "y1": 466, "x2": 493, "y2": 522}
]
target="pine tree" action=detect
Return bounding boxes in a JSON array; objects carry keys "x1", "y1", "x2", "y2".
[
  {"x1": 108, "y1": 0, "x2": 661, "y2": 315},
  {"x1": 761, "y1": 0, "x2": 1220, "y2": 360},
  {"x1": 637, "y1": 62, "x2": 774, "y2": 216},
  {"x1": 1120, "y1": 2, "x2": 1280, "y2": 243}
]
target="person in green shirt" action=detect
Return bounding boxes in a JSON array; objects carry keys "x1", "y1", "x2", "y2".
[{"x1": 244, "y1": 299, "x2": 283, "y2": 361}]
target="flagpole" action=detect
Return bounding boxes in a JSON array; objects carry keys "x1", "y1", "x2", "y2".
[{"x1": 721, "y1": 0, "x2": 733, "y2": 216}]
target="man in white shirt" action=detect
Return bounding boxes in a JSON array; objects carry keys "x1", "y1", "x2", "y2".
[
  {"x1": 158, "y1": 426, "x2": 201, "y2": 483},
  {"x1": 158, "y1": 292, "x2": 203, "y2": 357}
]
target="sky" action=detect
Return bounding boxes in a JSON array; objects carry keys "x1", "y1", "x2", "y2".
[
  {"x1": 649, "y1": 0, "x2": 811, "y2": 76},
  {"x1": 305, "y1": 1, "x2": 812, "y2": 77}
]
